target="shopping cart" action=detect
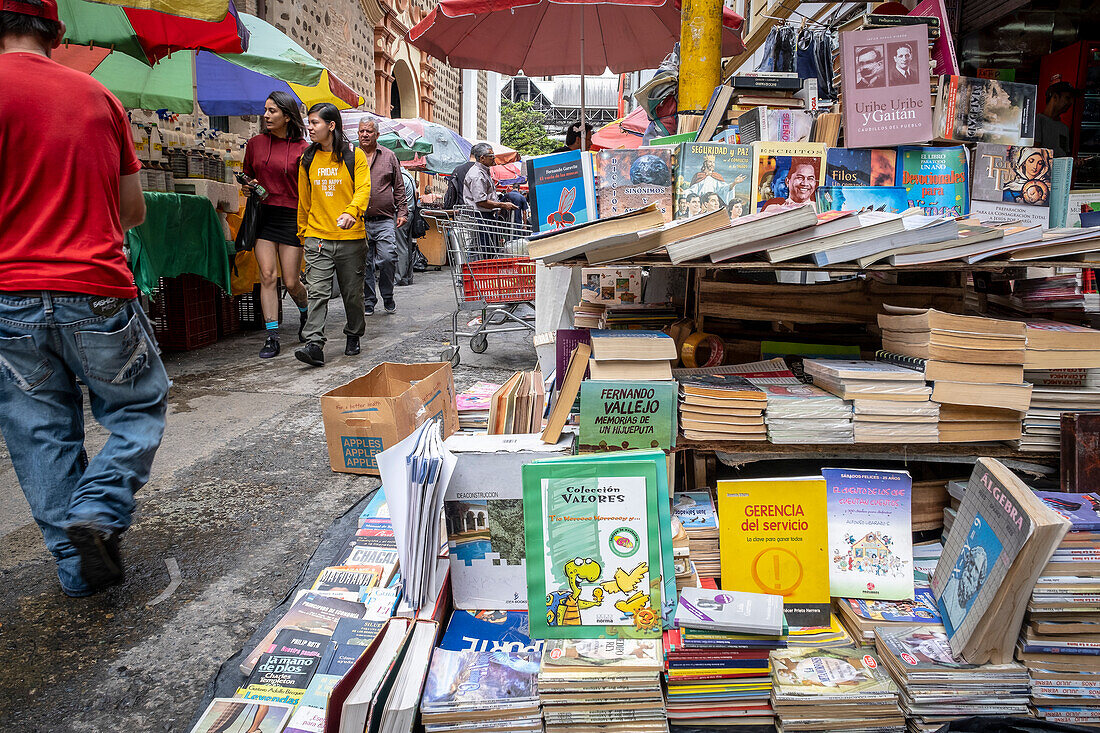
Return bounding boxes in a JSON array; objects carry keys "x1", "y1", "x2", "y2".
[{"x1": 423, "y1": 206, "x2": 535, "y2": 366}]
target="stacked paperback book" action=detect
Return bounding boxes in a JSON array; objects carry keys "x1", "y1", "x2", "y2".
[
  {"x1": 665, "y1": 588, "x2": 785, "y2": 729},
  {"x1": 804, "y1": 359, "x2": 937, "y2": 443},
  {"x1": 420, "y1": 648, "x2": 542, "y2": 733},
  {"x1": 538, "y1": 638, "x2": 668, "y2": 732},
  {"x1": 1019, "y1": 368, "x2": 1100, "y2": 451},
  {"x1": 455, "y1": 380, "x2": 499, "y2": 432},
  {"x1": 589, "y1": 329, "x2": 677, "y2": 381},
  {"x1": 874, "y1": 626, "x2": 1030, "y2": 733},
  {"x1": 672, "y1": 490, "x2": 720, "y2": 578},
  {"x1": 675, "y1": 373, "x2": 767, "y2": 441},
  {"x1": 770, "y1": 647, "x2": 905, "y2": 732},
  {"x1": 488, "y1": 370, "x2": 545, "y2": 435},
  {"x1": 876, "y1": 307, "x2": 1031, "y2": 442},
  {"x1": 1018, "y1": 490, "x2": 1100, "y2": 726}
]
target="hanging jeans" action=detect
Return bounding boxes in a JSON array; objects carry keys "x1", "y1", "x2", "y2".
[{"x1": 0, "y1": 292, "x2": 169, "y2": 596}]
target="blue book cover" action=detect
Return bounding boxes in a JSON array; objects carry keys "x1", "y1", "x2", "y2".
[
  {"x1": 1033, "y1": 491, "x2": 1100, "y2": 530},
  {"x1": 897, "y1": 145, "x2": 970, "y2": 216},
  {"x1": 316, "y1": 617, "x2": 386, "y2": 676},
  {"x1": 824, "y1": 468, "x2": 914, "y2": 601},
  {"x1": 439, "y1": 610, "x2": 543, "y2": 655},
  {"x1": 824, "y1": 148, "x2": 898, "y2": 187},
  {"x1": 526, "y1": 150, "x2": 597, "y2": 233},
  {"x1": 816, "y1": 186, "x2": 911, "y2": 213}
]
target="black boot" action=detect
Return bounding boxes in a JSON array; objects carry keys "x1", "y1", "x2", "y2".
[
  {"x1": 295, "y1": 342, "x2": 325, "y2": 367},
  {"x1": 259, "y1": 333, "x2": 280, "y2": 358}
]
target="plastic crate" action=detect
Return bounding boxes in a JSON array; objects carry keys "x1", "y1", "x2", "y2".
[
  {"x1": 460, "y1": 257, "x2": 535, "y2": 304},
  {"x1": 236, "y1": 283, "x2": 282, "y2": 330},
  {"x1": 216, "y1": 292, "x2": 242, "y2": 337},
  {"x1": 148, "y1": 274, "x2": 218, "y2": 351}
]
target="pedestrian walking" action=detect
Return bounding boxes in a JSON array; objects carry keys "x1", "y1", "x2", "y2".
[
  {"x1": 395, "y1": 168, "x2": 419, "y2": 286},
  {"x1": 356, "y1": 118, "x2": 404, "y2": 315},
  {"x1": 0, "y1": 0, "x2": 170, "y2": 597},
  {"x1": 294, "y1": 103, "x2": 371, "y2": 367},
  {"x1": 241, "y1": 91, "x2": 310, "y2": 359}
]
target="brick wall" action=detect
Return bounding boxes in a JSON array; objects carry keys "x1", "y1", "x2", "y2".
[{"x1": 476, "y1": 70, "x2": 488, "y2": 140}]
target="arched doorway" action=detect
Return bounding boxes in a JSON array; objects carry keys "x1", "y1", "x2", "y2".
[{"x1": 391, "y1": 59, "x2": 418, "y2": 119}]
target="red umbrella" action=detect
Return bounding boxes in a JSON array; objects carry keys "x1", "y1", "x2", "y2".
[
  {"x1": 408, "y1": 0, "x2": 744, "y2": 76},
  {"x1": 492, "y1": 162, "x2": 525, "y2": 185},
  {"x1": 590, "y1": 106, "x2": 649, "y2": 150}
]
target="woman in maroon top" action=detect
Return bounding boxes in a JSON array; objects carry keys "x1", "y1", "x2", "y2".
[{"x1": 241, "y1": 92, "x2": 310, "y2": 358}]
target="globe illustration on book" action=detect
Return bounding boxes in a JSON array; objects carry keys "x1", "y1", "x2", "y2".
[{"x1": 630, "y1": 155, "x2": 672, "y2": 186}]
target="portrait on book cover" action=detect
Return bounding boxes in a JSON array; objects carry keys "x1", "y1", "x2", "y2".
[
  {"x1": 886, "y1": 42, "x2": 920, "y2": 86},
  {"x1": 854, "y1": 44, "x2": 887, "y2": 89},
  {"x1": 940, "y1": 513, "x2": 1003, "y2": 629},
  {"x1": 756, "y1": 155, "x2": 822, "y2": 213}
]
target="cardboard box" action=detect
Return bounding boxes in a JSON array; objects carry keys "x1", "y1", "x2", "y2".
[
  {"x1": 442, "y1": 433, "x2": 575, "y2": 610},
  {"x1": 321, "y1": 362, "x2": 459, "y2": 475}
]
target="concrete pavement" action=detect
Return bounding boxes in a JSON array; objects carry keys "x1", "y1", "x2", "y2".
[{"x1": 0, "y1": 268, "x2": 536, "y2": 732}]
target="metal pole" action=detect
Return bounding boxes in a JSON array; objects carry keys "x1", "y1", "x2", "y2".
[
  {"x1": 678, "y1": 0, "x2": 723, "y2": 130},
  {"x1": 579, "y1": 5, "x2": 587, "y2": 151}
]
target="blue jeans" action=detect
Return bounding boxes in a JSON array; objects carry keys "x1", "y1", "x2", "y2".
[
  {"x1": 0, "y1": 292, "x2": 169, "y2": 596},
  {"x1": 363, "y1": 218, "x2": 397, "y2": 308}
]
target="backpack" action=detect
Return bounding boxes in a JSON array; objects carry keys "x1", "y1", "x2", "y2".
[
  {"x1": 403, "y1": 171, "x2": 430, "y2": 239},
  {"x1": 300, "y1": 143, "x2": 356, "y2": 184},
  {"x1": 442, "y1": 161, "x2": 476, "y2": 210}
]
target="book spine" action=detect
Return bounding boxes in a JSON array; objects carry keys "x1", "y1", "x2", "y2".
[
  {"x1": 729, "y1": 75, "x2": 802, "y2": 91},
  {"x1": 875, "y1": 349, "x2": 928, "y2": 373},
  {"x1": 1050, "y1": 158, "x2": 1074, "y2": 229},
  {"x1": 1023, "y1": 643, "x2": 1100, "y2": 654}
]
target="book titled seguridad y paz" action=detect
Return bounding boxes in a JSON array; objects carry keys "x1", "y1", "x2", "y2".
[
  {"x1": 522, "y1": 452, "x2": 666, "y2": 640},
  {"x1": 823, "y1": 467, "x2": 914, "y2": 601}
]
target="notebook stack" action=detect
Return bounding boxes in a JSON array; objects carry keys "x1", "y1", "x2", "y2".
[
  {"x1": 573, "y1": 300, "x2": 606, "y2": 328},
  {"x1": 664, "y1": 589, "x2": 785, "y2": 729},
  {"x1": 672, "y1": 490, "x2": 720, "y2": 578},
  {"x1": 588, "y1": 329, "x2": 677, "y2": 381},
  {"x1": 770, "y1": 647, "x2": 905, "y2": 732},
  {"x1": 539, "y1": 638, "x2": 668, "y2": 732},
  {"x1": 419, "y1": 648, "x2": 542, "y2": 733},
  {"x1": 1018, "y1": 491, "x2": 1100, "y2": 727},
  {"x1": 676, "y1": 373, "x2": 767, "y2": 442},
  {"x1": 803, "y1": 359, "x2": 936, "y2": 443},
  {"x1": 455, "y1": 380, "x2": 499, "y2": 432},
  {"x1": 875, "y1": 626, "x2": 1031, "y2": 733},
  {"x1": 1018, "y1": 368, "x2": 1100, "y2": 452},
  {"x1": 876, "y1": 307, "x2": 1031, "y2": 443}
]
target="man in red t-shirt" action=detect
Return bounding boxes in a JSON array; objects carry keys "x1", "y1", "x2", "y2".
[{"x1": 0, "y1": 0, "x2": 169, "y2": 597}]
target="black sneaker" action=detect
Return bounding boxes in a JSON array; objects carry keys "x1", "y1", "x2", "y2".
[
  {"x1": 65, "y1": 523, "x2": 123, "y2": 593},
  {"x1": 295, "y1": 342, "x2": 325, "y2": 367},
  {"x1": 364, "y1": 304, "x2": 375, "y2": 316},
  {"x1": 345, "y1": 335, "x2": 361, "y2": 355},
  {"x1": 298, "y1": 310, "x2": 307, "y2": 343},
  {"x1": 383, "y1": 298, "x2": 396, "y2": 314},
  {"x1": 259, "y1": 333, "x2": 280, "y2": 358}
]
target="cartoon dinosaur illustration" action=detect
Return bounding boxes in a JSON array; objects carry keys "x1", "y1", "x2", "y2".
[{"x1": 546, "y1": 557, "x2": 604, "y2": 627}]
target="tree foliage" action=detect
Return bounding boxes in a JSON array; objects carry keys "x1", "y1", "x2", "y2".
[{"x1": 501, "y1": 100, "x2": 558, "y2": 156}]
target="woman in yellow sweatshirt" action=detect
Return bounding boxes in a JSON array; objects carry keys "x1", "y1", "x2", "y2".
[{"x1": 295, "y1": 102, "x2": 371, "y2": 367}]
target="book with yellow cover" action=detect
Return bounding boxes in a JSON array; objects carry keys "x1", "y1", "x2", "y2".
[{"x1": 717, "y1": 476, "x2": 830, "y2": 626}]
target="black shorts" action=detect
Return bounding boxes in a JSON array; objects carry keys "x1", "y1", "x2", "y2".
[{"x1": 255, "y1": 204, "x2": 300, "y2": 247}]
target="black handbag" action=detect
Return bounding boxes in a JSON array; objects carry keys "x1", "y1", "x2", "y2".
[{"x1": 233, "y1": 192, "x2": 263, "y2": 253}]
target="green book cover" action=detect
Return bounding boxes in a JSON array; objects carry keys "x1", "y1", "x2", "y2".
[
  {"x1": 578, "y1": 380, "x2": 677, "y2": 453},
  {"x1": 523, "y1": 455, "x2": 664, "y2": 640}
]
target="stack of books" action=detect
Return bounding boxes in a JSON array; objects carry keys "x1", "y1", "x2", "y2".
[
  {"x1": 724, "y1": 358, "x2": 854, "y2": 443},
  {"x1": 1019, "y1": 368, "x2": 1100, "y2": 451},
  {"x1": 835, "y1": 589, "x2": 943, "y2": 644},
  {"x1": 487, "y1": 370, "x2": 545, "y2": 434},
  {"x1": 803, "y1": 359, "x2": 937, "y2": 443},
  {"x1": 1024, "y1": 320, "x2": 1100, "y2": 369},
  {"x1": 1018, "y1": 490, "x2": 1100, "y2": 727},
  {"x1": 1012, "y1": 272, "x2": 1099, "y2": 313},
  {"x1": 664, "y1": 588, "x2": 785, "y2": 728},
  {"x1": 876, "y1": 307, "x2": 1030, "y2": 442},
  {"x1": 770, "y1": 647, "x2": 905, "y2": 732},
  {"x1": 603, "y1": 303, "x2": 680, "y2": 330},
  {"x1": 455, "y1": 380, "x2": 499, "y2": 432},
  {"x1": 573, "y1": 300, "x2": 605, "y2": 328},
  {"x1": 420, "y1": 648, "x2": 542, "y2": 733},
  {"x1": 538, "y1": 638, "x2": 667, "y2": 732},
  {"x1": 671, "y1": 518, "x2": 699, "y2": 592},
  {"x1": 589, "y1": 329, "x2": 677, "y2": 381},
  {"x1": 875, "y1": 626, "x2": 1031, "y2": 732},
  {"x1": 676, "y1": 374, "x2": 767, "y2": 441},
  {"x1": 672, "y1": 490, "x2": 720, "y2": 578}
]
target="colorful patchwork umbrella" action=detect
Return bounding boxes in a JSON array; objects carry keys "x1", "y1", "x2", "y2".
[
  {"x1": 397, "y1": 119, "x2": 473, "y2": 175},
  {"x1": 82, "y1": 0, "x2": 232, "y2": 22},
  {"x1": 58, "y1": 0, "x2": 248, "y2": 65}
]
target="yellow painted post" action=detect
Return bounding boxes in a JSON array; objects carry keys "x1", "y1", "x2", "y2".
[{"x1": 678, "y1": 0, "x2": 723, "y2": 128}]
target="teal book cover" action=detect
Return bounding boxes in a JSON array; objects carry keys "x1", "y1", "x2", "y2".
[
  {"x1": 578, "y1": 380, "x2": 677, "y2": 453},
  {"x1": 897, "y1": 145, "x2": 970, "y2": 216},
  {"x1": 522, "y1": 455, "x2": 664, "y2": 640}
]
